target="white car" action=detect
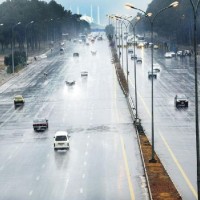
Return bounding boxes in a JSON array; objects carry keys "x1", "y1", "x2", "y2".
[
  {"x1": 153, "y1": 45, "x2": 159, "y2": 49},
  {"x1": 54, "y1": 131, "x2": 70, "y2": 151},
  {"x1": 164, "y1": 52, "x2": 173, "y2": 58},
  {"x1": 169, "y1": 51, "x2": 176, "y2": 57}
]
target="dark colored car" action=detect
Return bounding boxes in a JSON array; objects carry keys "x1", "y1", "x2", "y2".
[
  {"x1": 128, "y1": 49, "x2": 133, "y2": 54},
  {"x1": 175, "y1": 94, "x2": 188, "y2": 107},
  {"x1": 136, "y1": 57, "x2": 142, "y2": 63},
  {"x1": 33, "y1": 118, "x2": 48, "y2": 131},
  {"x1": 148, "y1": 71, "x2": 157, "y2": 79},
  {"x1": 73, "y1": 53, "x2": 79, "y2": 57},
  {"x1": 65, "y1": 80, "x2": 75, "y2": 86},
  {"x1": 131, "y1": 54, "x2": 137, "y2": 60}
]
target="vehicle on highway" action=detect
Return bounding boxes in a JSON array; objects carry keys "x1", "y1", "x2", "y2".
[
  {"x1": 137, "y1": 42, "x2": 145, "y2": 48},
  {"x1": 164, "y1": 52, "x2": 173, "y2": 58},
  {"x1": 54, "y1": 131, "x2": 70, "y2": 151},
  {"x1": 43, "y1": 72, "x2": 48, "y2": 78},
  {"x1": 73, "y1": 53, "x2": 79, "y2": 57},
  {"x1": 60, "y1": 48, "x2": 64, "y2": 54},
  {"x1": 136, "y1": 57, "x2": 142, "y2": 63},
  {"x1": 153, "y1": 63, "x2": 161, "y2": 72},
  {"x1": 148, "y1": 71, "x2": 157, "y2": 79},
  {"x1": 65, "y1": 80, "x2": 75, "y2": 86},
  {"x1": 14, "y1": 95, "x2": 25, "y2": 108},
  {"x1": 174, "y1": 94, "x2": 189, "y2": 108},
  {"x1": 154, "y1": 44, "x2": 159, "y2": 49},
  {"x1": 33, "y1": 118, "x2": 48, "y2": 131},
  {"x1": 169, "y1": 51, "x2": 176, "y2": 57},
  {"x1": 131, "y1": 54, "x2": 137, "y2": 60},
  {"x1": 91, "y1": 50, "x2": 97, "y2": 55},
  {"x1": 153, "y1": 68, "x2": 160, "y2": 72},
  {"x1": 177, "y1": 50, "x2": 192, "y2": 56},
  {"x1": 176, "y1": 50, "x2": 185, "y2": 57},
  {"x1": 128, "y1": 48, "x2": 133, "y2": 53},
  {"x1": 81, "y1": 71, "x2": 88, "y2": 77},
  {"x1": 184, "y1": 50, "x2": 192, "y2": 56}
]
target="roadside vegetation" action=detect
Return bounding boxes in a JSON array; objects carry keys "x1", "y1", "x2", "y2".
[
  {"x1": 134, "y1": 0, "x2": 200, "y2": 47},
  {"x1": 0, "y1": 0, "x2": 90, "y2": 73}
]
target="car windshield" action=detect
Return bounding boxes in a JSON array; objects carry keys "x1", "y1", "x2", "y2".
[
  {"x1": 177, "y1": 95, "x2": 187, "y2": 99},
  {"x1": 56, "y1": 136, "x2": 67, "y2": 141},
  {"x1": 33, "y1": 119, "x2": 46, "y2": 123}
]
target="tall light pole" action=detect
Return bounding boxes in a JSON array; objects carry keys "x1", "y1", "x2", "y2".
[
  {"x1": 12, "y1": 21, "x2": 21, "y2": 74},
  {"x1": 125, "y1": 1, "x2": 179, "y2": 162},
  {"x1": 121, "y1": 16, "x2": 141, "y2": 121},
  {"x1": 115, "y1": 16, "x2": 129, "y2": 95},
  {"x1": 106, "y1": 14, "x2": 111, "y2": 25},
  {"x1": 118, "y1": 16, "x2": 132, "y2": 72},
  {"x1": 25, "y1": 21, "x2": 34, "y2": 67},
  {"x1": 189, "y1": 0, "x2": 200, "y2": 198}
]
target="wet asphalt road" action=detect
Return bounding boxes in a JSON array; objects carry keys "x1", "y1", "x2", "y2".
[
  {"x1": 123, "y1": 45, "x2": 199, "y2": 200},
  {"x1": 0, "y1": 37, "x2": 148, "y2": 200}
]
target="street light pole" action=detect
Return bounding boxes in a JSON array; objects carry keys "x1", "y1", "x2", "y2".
[
  {"x1": 25, "y1": 21, "x2": 34, "y2": 67},
  {"x1": 120, "y1": 21, "x2": 124, "y2": 70},
  {"x1": 122, "y1": 17, "x2": 140, "y2": 120},
  {"x1": 118, "y1": 20, "x2": 121, "y2": 61},
  {"x1": 120, "y1": 20, "x2": 129, "y2": 94},
  {"x1": 189, "y1": 0, "x2": 200, "y2": 198},
  {"x1": 125, "y1": 1, "x2": 179, "y2": 162},
  {"x1": 12, "y1": 22, "x2": 21, "y2": 74}
]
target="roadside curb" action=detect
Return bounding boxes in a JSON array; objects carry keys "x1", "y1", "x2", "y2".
[{"x1": 110, "y1": 42, "x2": 182, "y2": 200}]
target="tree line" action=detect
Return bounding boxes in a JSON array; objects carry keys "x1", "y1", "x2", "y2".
[
  {"x1": 132, "y1": 0, "x2": 200, "y2": 47},
  {"x1": 0, "y1": 0, "x2": 90, "y2": 53}
]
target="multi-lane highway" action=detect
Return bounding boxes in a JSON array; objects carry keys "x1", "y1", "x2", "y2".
[
  {"x1": 0, "y1": 37, "x2": 149, "y2": 200},
  {"x1": 126, "y1": 44, "x2": 198, "y2": 200}
]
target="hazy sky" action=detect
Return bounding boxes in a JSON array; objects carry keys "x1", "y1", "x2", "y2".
[{"x1": 55, "y1": 0, "x2": 152, "y2": 25}]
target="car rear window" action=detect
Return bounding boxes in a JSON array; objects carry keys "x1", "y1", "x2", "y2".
[
  {"x1": 15, "y1": 97, "x2": 23, "y2": 100},
  {"x1": 56, "y1": 136, "x2": 67, "y2": 141}
]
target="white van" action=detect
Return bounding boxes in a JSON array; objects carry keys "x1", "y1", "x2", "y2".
[{"x1": 54, "y1": 131, "x2": 70, "y2": 150}]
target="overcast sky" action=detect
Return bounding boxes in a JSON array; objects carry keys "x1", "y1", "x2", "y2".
[{"x1": 55, "y1": 0, "x2": 152, "y2": 25}]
